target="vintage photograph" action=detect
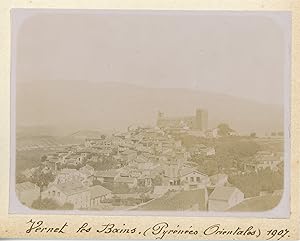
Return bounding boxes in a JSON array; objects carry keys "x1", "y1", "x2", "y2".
[{"x1": 11, "y1": 10, "x2": 290, "y2": 214}]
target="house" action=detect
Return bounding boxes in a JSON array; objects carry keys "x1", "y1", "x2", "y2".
[
  {"x1": 205, "y1": 128, "x2": 220, "y2": 138},
  {"x1": 94, "y1": 169, "x2": 120, "y2": 183},
  {"x1": 85, "y1": 138, "x2": 102, "y2": 148},
  {"x1": 90, "y1": 185, "x2": 112, "y2": 208},
  {"x1": 113, "y1": 154, "x2": 126, "y2": 164},
  {"x1": 98, "y1": 149, "x2": 113, "y2": 157},
  {"x1": 256, "y1": 155, "x2": 282, "y2": 171},
  {"x1": 41, "y1": 181, "x2": 90, "y2": 209},
  {"x1": 228, "y1": 130, "x2": 239, "y2": 136},
  {"x1": 45, "y1": 157, "x2": 61, "y2": 171},
  {"x1": 244, "y1": 154, "x2": 282, "y2": 173},
  {"x1": 162, "y1": 176, "x2": 181, "y2": 187},
  {"x1": 135, "y1": 156, "x2": 155, "y2": 170},
  {"x1": 76, "y1": 151, "x2": 89, "y2": 158},
  {"x1": 53, "y1": 169, "x2": 83, "y2": 184},
  {"x1": 149, "y1": 164, "x2": 164, "y2": 179},
  {"x1": 57, "y1": 151, "x2": 71, "y2": 164},
  {"x1": 120, "y1": 149, "x2": 137, "y2": 162},
  {"x1": 79, "y1": 164, "x2": 95, "y2": 176},
  {"x1": 112, "y1": 193, "x2": 143, "y2": 206},
  {"x1": 64, "y1": 155, "x2": 82, "y2": 166},
  {"x1": 16, "y1": 182, "x2": 40, "y2": 207},
  {"x1": 87, "y1": 155, "x2": 98, "y2": 163},
  {"x1": 114, "y1": 176, "x2": 137, "y2": 188},
  {"x1": 137, "y1": 173, "x2": 152, "y2": 187},
  {"x1": 163, "y1": 160, "x2": 180, "y2": 179},
  {"x1": 206, "y1": 147, "x2": 216, "y2": 156},
  {"x1": 208, "y1": 186, "x2": 244, "y2": 211},
  {"x1": 78, "y1": 168, "x2": 95, "y2": 186},
  {"x1": 179, "y1": 167, "x2": 209, "y2": 190}
]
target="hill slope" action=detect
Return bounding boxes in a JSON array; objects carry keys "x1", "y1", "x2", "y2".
[{"x1": 16, "y1": 81, "x2": 284, "y2": 135}]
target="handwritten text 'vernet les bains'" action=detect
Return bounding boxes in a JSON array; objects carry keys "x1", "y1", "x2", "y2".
[{"x1": 25, "y1": 219, "x2": 290, "y2": 240}]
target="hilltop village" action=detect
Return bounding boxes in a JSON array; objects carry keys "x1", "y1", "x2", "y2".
[{"x1": 16, "y1": 109, "x2": 284, "y2": 212}]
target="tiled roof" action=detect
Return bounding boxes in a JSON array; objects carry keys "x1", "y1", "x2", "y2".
[
  {"x1": 114, "y1": 176, "x2": 136, "y2": 183},
  {"x1": 16, "y1": 182, "x2": 39, "y2": 192},
  {"x1": 79, "y1": 169, "x2": 92, "y2": 176},
  {"x1": 54, "y1": 181, "x2": 89, "y2": 196},
  {"x1": 59, "y1": 168, "x2": 78, "y2": 174},
  {"x1": 180, "y1": 167, "x2": 207, "y2": 177},
  {"x1": 90, "y1": 185, "x2": 112, "y2": 199},
  {"x1": 94, "y1": 169, "x2": 120, "y2": 178}
]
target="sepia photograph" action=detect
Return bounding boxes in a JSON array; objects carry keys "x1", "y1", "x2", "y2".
[{"x1": 10, "y1": 9, "x2": 290, "y2": 215}]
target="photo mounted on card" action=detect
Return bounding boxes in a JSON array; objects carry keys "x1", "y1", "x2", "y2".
[
  {"x1": 0, "y1": 2, "x2": 299, "y2": 240},
  {"x1": 10, "y1": 9, "x2": 290, "y2": 217}
]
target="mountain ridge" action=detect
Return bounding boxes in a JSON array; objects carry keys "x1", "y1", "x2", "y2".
[{"x1": 16, "y1": 81, "x2": 284, "y2": 135}]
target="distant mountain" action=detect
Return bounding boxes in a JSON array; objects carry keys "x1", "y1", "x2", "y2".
[
  {"x1": 69, "y1": 129, "x2": 110, "y2": 139},
  {"x1": 16, "y1": 81, "x2": 284, "y2": 135},
  {"x1": 16, "y1": 135, "x2": 83, "y2": 150}
]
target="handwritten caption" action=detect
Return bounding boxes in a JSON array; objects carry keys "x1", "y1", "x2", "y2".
[{"x1": 25, "y1": 219, "x2": 290, "y2": 240}]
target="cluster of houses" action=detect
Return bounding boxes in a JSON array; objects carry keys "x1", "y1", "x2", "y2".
[
  {"x1": 16, "y1": 124, "x2": 283, "y2": 212},
  {"x1": 242, "y1": 151, "x2": 283, "y2": 172}
]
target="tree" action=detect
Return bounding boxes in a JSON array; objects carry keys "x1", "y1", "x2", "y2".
[
  {"x1": 32, "y1": 199, "x2": 74, "y2": 210},
  {"x1": 250, "y1": 132, "x2": 256, "y2": 138},
  {"x1": 204, "y1": 160, "x2": 219, "y2": 176},
  {"x1": 60, "y1": 202, "x2": 74, "y2": 210},
  {"x1": 228, "y1": 168, "x2": 283, "y2": 198},
  {"x1": 215, "y1": 139, "x2": 260, "y2": 160},
  {"x1": 217, "y1": 123, "x2": 233, "y2": 137},
  {"x1": 152, "y1": 175, "x2": 163, "y2": 186},
  {"x1": 31, "y1": 198, "x2": 60, "y2": 210},
  {"x1": 40, "y1": 155, "x2": 47, "y2": 162},
  {"x1": 112, "y1": 183, "x2": 130, "y2": 194},
  {"x1": 30, "y1": 167, "x2": 55, "y2": 190}
]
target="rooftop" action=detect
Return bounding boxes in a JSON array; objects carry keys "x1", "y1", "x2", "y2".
[
  {"x1": 209, "y1": 186, "x2": 241, "y2": 201},
  {"x1": 59, "y1": 168, "x2": 78, "y2": 174},
  {"x1": 90, "y1": 185, "x2": 112, "y2": 199},
  {"x1": 228, "y1": 193, "x2": 282, "y2": 212},
  {"x1": 180, "y1": 167, "x2": 207, "y2": 177},
  {"x1": 134, "y1": 189, "x2": 207, "y2": 211},
  {"x1": 54, "y1": 181, "x2": 89, "y2": 196},
  {"x1": 16, "y1": 182, "x2": 39, "y2": 192},
  {"x1": 94, "y1": 169, "x2": 120, "y2": 178},
  {"x1": 114, "y1": 176, "x2": 136, "y2": 183}
]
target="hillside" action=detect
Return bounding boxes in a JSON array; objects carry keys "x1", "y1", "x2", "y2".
[
  {"x1": 16, "y1": 135, "x2": 83, "y2": 151},
  {"x1": 16, "y1": 81, "x2": 284, "y2": 135}
]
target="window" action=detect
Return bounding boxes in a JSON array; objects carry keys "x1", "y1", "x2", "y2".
[
  {"x1": 52, "y1": 190, "x2": 55, "y2": 196},
  {"x1": 48, "y1": 191, "x2": 50, "y2": 196},
  {"x1": 196, "y1": 177, "x2": 200, "y2": 182},
  {"x1": 57, "y1": 192, "x2": 60, "y2": 197},
  {"x1": 191, "y1": 177, "x2": 194, "y2": 182}
]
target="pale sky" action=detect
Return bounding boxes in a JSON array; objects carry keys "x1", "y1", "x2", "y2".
[{"x1": 15, "y1": 11, "x2": 289, "y2": 105}]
